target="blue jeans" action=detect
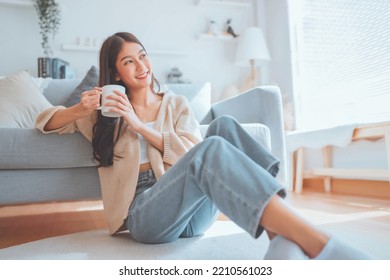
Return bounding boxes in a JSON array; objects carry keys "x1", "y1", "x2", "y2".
[{"x1": 126, "y1": 116, "x2": 286, "y2": 244}]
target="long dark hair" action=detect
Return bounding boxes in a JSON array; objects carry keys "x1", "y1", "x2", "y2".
[{"x1": 92, "y1": 32, "x2": 162, "y2": 167}]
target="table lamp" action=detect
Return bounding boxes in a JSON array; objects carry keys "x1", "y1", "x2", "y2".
[{"x1": 235, "y1": 27, "x2": 271, "y2": 89}]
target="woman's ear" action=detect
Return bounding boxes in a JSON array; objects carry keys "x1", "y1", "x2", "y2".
[{"x1": 115, "y1": 74, "x2": 121, "y2": 82}]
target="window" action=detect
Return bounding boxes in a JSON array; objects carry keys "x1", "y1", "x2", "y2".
[{"x1": 289, "y1": 0, "x2": 390, "y2": 130}]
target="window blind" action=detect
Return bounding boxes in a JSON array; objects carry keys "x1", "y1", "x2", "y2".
[{"x1": 290, "y1": 0, "x2": 390, "y2": 130}]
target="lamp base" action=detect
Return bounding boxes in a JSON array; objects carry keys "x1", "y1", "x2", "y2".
[{"x1": 239, "y1": 68, "x2": 258, "y2": 92}]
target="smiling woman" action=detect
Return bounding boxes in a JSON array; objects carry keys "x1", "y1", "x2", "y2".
[
  {"x1": 34, "y1": 31, "x2": 373, "y2": 260},
  {"x1": 94, "y1": 32, "x2": 165, "y2": 168}
]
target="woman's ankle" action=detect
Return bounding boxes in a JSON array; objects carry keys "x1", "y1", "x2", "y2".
[{"x1": 305, "y1": 233, "x2": 329, "y2": 258}]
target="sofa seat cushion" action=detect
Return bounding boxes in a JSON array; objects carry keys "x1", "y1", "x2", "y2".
[
  {"x1": 199, "y1": 123, "x2": 271, "y2": 150},
  {"x1": 0, "y1": 128, "x2": 96, "y2": 169}
]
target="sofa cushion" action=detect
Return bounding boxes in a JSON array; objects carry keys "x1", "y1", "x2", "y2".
[
  {"x1": 0, "y1": 71, "x2": 52, "y2": 128},
  {"x1": 167, "y1": 83, "x2": 211, "y2": 123},
  {"x1": 0, "y1": 128, "x2": 96, "y2": 169},
  {"x1": 64, "y1": 65, "x2": 99, "y2": 107}
]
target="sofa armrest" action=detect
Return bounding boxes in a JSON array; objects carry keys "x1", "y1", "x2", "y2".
[{"x1": 206, "y1": 86, "x2": 287, "y2": 185}]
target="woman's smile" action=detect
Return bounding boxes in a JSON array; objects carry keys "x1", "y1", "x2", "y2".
[{"x1": 136, "y1": 71, "x2": 149, "y2": 79}]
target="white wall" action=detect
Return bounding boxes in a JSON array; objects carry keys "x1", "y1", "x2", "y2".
[
  {"x1": 0, "y1": 0, "x2": 260, "y2": 102},
  {"x1": 263, "y1": 0, "x2": 293, "y2": 104}
]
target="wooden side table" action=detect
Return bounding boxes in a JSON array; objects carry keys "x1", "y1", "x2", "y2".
[{"x1": 292, "y1": 122, "x2": 390, "y2": 193}]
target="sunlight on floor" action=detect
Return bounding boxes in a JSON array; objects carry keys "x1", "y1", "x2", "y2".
[
  {"x1": 75, "y1": 203, "x2": 104, "y2": 212},
  {"x1": 0, "y1": 200, "x2": 104, "y2": 217}
]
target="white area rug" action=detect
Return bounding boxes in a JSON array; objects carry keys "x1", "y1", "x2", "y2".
[
  {"x1": 1, "y1": 213, "x2": 389, "y2": 260},
  {"x1": 0, "y1": 221, "x2": 271, "y2": 260}
]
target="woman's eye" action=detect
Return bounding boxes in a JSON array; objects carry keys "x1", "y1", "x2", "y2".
[
  {"x1": 124, "y1": 60, "x2": 133, "y2": 65},
  {"x1": 140, "y1": 53, "x2": 146, "y2": 59}
]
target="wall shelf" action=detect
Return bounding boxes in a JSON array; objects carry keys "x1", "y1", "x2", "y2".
[
  {"x1": 197, "y1": 0, "x2": 251, "y2": 9},
  {"x1": 62, "y1": 44, "x2": 99, "y2": 52},
  {"x1": 0, "y1": 0, "x2": 33, "y2": 8},
  {"x1": 149, "y1": 49, "x2": 189, "y2": 56},
  {"x1": 61, "y1": 44, "x2": 189, "y2": 56},
  {"x1": 198, "y1": 33, "x2": 236, "y2": 41}
]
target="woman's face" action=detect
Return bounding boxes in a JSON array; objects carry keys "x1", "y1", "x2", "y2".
[{"x1": 114, "y1": 42, "x2": 152, "y2": 91}]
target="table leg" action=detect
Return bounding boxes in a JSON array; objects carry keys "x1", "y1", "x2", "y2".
[
  {"x1": 384, "y1": 126, "x2": 390, "y2": 185},
  {"x1": 295, "y1": 148, "x2": 304, "y2": 193},
  {"x1": 322, "y1": 146, "x2": 332, "y2": 192}
]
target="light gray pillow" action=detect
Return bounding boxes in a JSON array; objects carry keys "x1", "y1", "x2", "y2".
[
  {"x1": 166, "y1": 82, "x2": 211, "y2": 123},
  {"x1": 64, "y1": 65, "x2": 99, "y2": 107},
  {"x1": 0, "y1": 71, "x2": 52, "y2": 128}
]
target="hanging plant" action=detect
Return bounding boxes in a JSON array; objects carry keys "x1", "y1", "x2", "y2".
[{"x1": 34, "y1": 0, "x2": 61, "y2": 57}]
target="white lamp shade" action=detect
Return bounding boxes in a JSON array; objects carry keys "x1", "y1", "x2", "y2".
[{"x1": 235, "y1": 27, "x2": 271, "y2": 67}]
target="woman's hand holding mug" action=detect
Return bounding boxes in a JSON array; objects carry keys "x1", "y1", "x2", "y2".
[
  {"x1": 79, "y1": 87, "x2": 102, "y2": 115},
  {"x1": 100, "y1": 85, "x2": 143, "y2": 132}
]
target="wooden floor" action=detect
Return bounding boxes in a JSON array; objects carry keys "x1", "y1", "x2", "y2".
[
  {"x1": 0, "y1": 190, "x2": 389, "y2": 250},
  {"x1": 0, "y1": 200, "x2": 107, "y2": 249}
]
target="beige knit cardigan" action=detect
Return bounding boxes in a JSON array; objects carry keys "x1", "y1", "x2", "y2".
[{"x1": 36, "y1": 93, "x2": 202, "y2": 234}]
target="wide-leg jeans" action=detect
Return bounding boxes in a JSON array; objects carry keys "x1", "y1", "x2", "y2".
[{"x1": 126, "y1": 116, "x2": 286, "y2": 244}]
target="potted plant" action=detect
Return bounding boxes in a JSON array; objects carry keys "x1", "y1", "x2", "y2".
[{"x1": 34, "y1": 0, "x2": 61, "y2": 57}]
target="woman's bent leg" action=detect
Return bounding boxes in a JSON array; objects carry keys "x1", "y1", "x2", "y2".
[
  {"x1": 206, "y1": 116, "x2": 284, "y2": 240},
  {"x1": 127, "y1": 136, "x2": 284, "y2": 244},
  {"x1": 205, "y1": 116, "x2": 280, "y2": 177}
]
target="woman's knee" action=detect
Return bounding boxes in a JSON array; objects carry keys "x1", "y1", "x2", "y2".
[
  {"x1": 211, "y1": 115, "x2": 239, "y2": 127},
  {"x1": 193, "y1": 136, "x2": 229, "y2": 164},
  {"x1": 200, "y1": 135, "x2": 226, "y2": 149},
  {"x1": 207, "y1": 115, "x2": 240, "y2": 136}
]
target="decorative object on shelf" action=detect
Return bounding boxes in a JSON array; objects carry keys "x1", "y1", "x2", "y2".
[
  {"x1": 224, "y1": 18, "x2": 239, "y2": 38},
  {"x1": 33, "y1": 0, "x2": 61, "y2": 57},
  {"x1": 207, "y1": 20, "x2": 220, "y2": 36},
  {"x1": 235, "y1": 27, "x2": 270, "y2": 91},
  {"x1": 37, "y1": 57, "x2": 70, "y2": 79},
  {"x1": 167, "y1": 67, "x2": 191, "y2": 84},
  {"x1": 197, "y1": 0, "x2": 250, "y2": 9}
]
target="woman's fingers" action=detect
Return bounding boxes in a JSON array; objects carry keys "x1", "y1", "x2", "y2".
[
  {"x1": 105, "y1": 91, "x2": 130, "y2": 108},
  {"x1": 80, "y1": 88, "x2": 101, "y2": 109}
]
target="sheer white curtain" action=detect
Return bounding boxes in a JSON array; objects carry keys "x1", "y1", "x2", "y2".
[{"x1": 289, "y1": 0, "x2": 390, "y2": 130}]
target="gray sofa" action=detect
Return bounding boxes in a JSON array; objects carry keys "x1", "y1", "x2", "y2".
[{"x1": 0, "y1": 80, "x2": 286, "y2": 205}]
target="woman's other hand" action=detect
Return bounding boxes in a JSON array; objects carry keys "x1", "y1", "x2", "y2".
[{"x1": 104, "y1": 90, "x2": 143, "y2": 132}]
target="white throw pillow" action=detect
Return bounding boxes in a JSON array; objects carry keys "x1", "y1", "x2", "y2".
[
  {"x1": 166, "y1": 83, "x2": 211, "y2": 123},
  {"x1": 0, "y1": 71, "x2": 52, "y2": 128}
]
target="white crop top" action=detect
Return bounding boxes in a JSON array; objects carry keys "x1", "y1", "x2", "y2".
[{"x1": 138, "y1": 122, "x2": 155, "y2": 164}]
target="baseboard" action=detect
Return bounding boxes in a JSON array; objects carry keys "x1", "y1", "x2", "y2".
[{"x1": 303, "y1": 178, "x2": 390, "y2": 199}]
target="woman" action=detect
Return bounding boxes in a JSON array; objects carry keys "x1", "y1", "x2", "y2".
[{"x1": 36, "y1": 32, "x2": 371, "y2": 260}]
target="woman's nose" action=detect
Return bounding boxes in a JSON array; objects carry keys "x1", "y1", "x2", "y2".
[{"x1": 135, "y1": 60, "x2": 147, "y2": 71}]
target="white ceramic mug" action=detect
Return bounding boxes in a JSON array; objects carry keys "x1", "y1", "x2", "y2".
[{"x1": 97, "y1": 85, "x2": 125, "y2": 117}]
